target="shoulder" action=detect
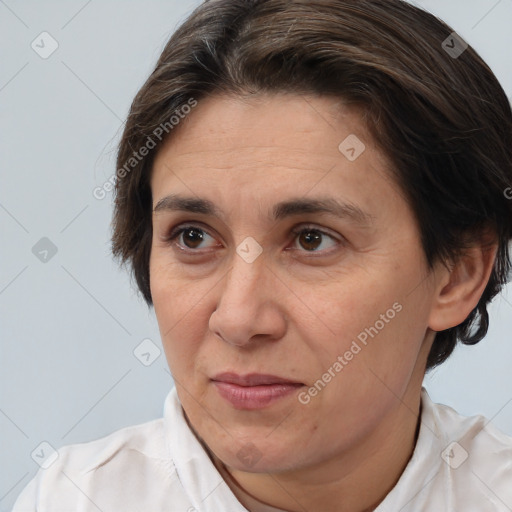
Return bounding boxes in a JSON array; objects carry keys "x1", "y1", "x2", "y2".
[
  {"x1": 426, "y1": 390, "x2": 512, "y2": 507},
  {"x1": 430, "y1": 394, "x2": 512, "y2": 460},
  {"x1": 379, "y1": 390, "x2": 512, "y2": 512},
  {"x1": 12, "y1": 417, "x2": 182, "y2": 511},
  {"x1": 56, "y1": 416, "x2": 168, "y2": 474}
]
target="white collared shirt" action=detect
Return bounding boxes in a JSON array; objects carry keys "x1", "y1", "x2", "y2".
[{"x1": 12, "y1": 387, "x2": 512, "y2": 511}]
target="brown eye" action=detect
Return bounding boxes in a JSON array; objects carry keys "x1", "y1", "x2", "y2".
[
  {"x1": 298, "y1": 230, "x2": 322, "y2": 251},
  {"x1": 181, "y1": 227, "x2": 206, "y2": 249},
  {"x1": 290, "y1": 225, "x2": 340, "y2": 254},
  {"x1": 166, "y1": 225, "x2": 218, "y2": 251}
]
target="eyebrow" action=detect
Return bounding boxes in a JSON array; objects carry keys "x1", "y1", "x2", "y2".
[{"x1": 153, "y1": 194, "x2": 373, "y2": 226}]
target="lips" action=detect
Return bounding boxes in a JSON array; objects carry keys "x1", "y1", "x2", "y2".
[
  {"x1": 211, "y1": 372, "x2": 304, "y2": 410},
  {"x1": 211, "y1": 372, "x2": 303, "y2": 386}
]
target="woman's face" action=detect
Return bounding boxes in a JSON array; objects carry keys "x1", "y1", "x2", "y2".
[{"x1": 149, "y1": 93, "x2": 438, "y2": 473}]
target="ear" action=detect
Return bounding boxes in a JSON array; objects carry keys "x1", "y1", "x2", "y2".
[{"x1": 428, "y1": 242, "x2": 498, "y2": 332}]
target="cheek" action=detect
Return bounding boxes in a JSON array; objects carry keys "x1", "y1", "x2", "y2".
[
  {"x1": 329, "y1": 295, "x2": 428, "y2": 405},
  {"x1": 150, "y1": 256, "x2": 208, "y2": 373},
  {"x1": 305, "y1": 305, "x2": 424, "y2": 444},
  {"x1": 308, "y1": 276, "x2": 396, "y2": 348},
  {"x1": 311, "y1": 268, "x2": 427, "y2": 386},
  {"x1": 150, "y1": 251, "x2": 207, "y2": 326}
]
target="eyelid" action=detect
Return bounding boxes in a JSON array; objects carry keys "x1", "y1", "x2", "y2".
[
  {"x1": 165, "y1": 222, "x2": 344, "y2": 254},
  {"x1": 165, "y1": 223, "x2": 220, "y2": 251},
  {"x1": 166, "y1": 221, "x2": 214, "y2": 241},
  {"x1": 287, "y1": 223, "x2": 343, "y2": 255},
  {"x1": 290, "y1": 223, "x2": 341, "y2": 241}
]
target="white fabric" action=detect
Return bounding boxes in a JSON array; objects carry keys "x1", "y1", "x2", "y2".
[{"x1": 12, "y1": 386, "x2": 512, "y2": 511}]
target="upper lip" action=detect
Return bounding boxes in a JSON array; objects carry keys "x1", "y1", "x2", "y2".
[{"x1": 211, "y1": 372, "x2": 303, "y2": 386}]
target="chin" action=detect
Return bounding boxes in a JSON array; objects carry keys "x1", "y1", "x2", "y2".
[{"x1": 209, "y1": 432, "x2": 306, "y2": 473}]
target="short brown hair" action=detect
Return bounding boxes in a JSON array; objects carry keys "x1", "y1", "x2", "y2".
[{"x1": 112, "y1": 0, "x2": 512, "y2": 370}]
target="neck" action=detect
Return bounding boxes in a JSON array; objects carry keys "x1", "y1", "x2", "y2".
[{"x1": 209, "y1": 383, "x2": 423, "y2": 512}]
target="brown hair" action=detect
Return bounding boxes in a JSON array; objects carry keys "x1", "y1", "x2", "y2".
[{"x1": 111, "y1": 0, "x2": 512, "y2": 370}]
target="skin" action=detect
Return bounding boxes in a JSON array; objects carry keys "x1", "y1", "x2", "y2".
[{"x1": 149, "y1": 93, "x2": 496, "y2": 512}]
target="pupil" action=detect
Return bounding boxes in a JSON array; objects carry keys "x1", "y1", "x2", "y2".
[
  {"x1": 300, "y1": 230, "x2": 321, "y2": 251},
  {"x1": 184, "y1": 228, "x2": 203, "y2": 248}
]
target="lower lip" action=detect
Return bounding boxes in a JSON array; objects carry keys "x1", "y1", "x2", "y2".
[{"x1": 212, "y1": 381, "x2": 303, "y2": 410}]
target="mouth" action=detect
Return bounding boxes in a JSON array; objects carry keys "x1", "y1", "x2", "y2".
[{"x1": 211, "y1": 372, "x2": 304, "y2": 410}]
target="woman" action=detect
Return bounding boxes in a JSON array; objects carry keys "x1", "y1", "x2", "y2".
[{"x1": 14, "y1": 0, "x2": 512, "y2": 510}]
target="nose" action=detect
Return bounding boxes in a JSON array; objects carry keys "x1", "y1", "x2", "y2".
[{"x1": 208, "y1": 252, "x2": 287, "y2": 348}]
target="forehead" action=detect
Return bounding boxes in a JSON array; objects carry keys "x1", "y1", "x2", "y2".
[
  {"x1": 150, "y1": 93, "x2": 398, "y2": 221},
  {"x1": 152, "y1": 93, "x2": 375, "y2": 173}
]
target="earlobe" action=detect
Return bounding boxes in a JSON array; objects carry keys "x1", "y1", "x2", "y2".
[{"x1": 428, "y1": 243, "x2": 497, "y2": 332}]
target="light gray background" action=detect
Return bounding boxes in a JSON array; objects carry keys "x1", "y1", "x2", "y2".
[{"x1": 1, "y1": 0, "x2": 511, "y2": 510}]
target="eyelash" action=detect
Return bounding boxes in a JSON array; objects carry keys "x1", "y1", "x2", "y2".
[{"x1": 164, "y1": 223, "x2": 343, "y2": 256}]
